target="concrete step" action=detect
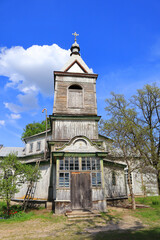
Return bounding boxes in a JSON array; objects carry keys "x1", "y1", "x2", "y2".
[
  {"x1": 66, "y1": 210, "x2": 101, "y2": 220},
  {"x1": 68, "y1": 217, "x2": 95, "y2": 221}
]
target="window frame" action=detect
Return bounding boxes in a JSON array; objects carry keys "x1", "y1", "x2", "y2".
[
  {"x1": 67, "y1": 84, "x2": 84, "y2": 109},
  {"x1": 29, "y1": 143, "x2": 33, "y2": 153},
  {"x1": 36, "y1": 141, "x2": 41, "y2": 151},
  {"x1": 58, "y1": 157, "x2": 102, "y2": 189}
]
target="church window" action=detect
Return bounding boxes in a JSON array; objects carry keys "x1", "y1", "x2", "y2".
[
  {"x1": 29, "y1": 143, "x2": 33, "y2": 153},
  {"x1": 60, "y1": 160, "x2": 64, "y2": 170},
  {"x1": 75, "y1": 157, "x2": 79, "y2": 170},
  {"x1": 112, "y1": 171, "x2": 116, "y2": 186},
  {"x1": 92, "y1": 172, "x2": 101, "y2": 187},
  {"x1": 65, "y1": 158, "x2": 69, "y2": 170},
  {"x1": 68, "y1": 84, "x2": 83, "y2": 108},
  {"x1": 59, "y1": 157, "x2": 79, "y2": 171},
  {"x1": 82, "y1": 157, "x2": 100, "y2": 171},
  {"x1": 92, "y1": 159, "x2": 96, "y2": 170},
  {"x1": 59, "y1": 173, "x2": 69, "y2": 187},
  {"x1": 36, "y1": 141, "x2": 41, "y2": 151}
]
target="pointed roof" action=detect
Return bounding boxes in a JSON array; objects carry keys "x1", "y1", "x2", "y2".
[{"x1": 60, "y1": 34, "x2": 93, "y2": 74}]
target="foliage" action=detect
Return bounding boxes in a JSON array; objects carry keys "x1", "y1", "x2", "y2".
[
  {"x1": 131, "y1": 84, "x2": 160, "y2": 193},
  {"x1": 0, "y1": 153, "x2": 41, "y2": 217},
  {"x1": 0, "y1": 201, "x2": 34, "y2": 222},
  {"x1": 21, "y1": 119, "x2": 50, "y2": 139},
  {"x1": 99, "y1": 92, "x2": 141, "y2": 209},
  {"x1": 99, "y1": 84, "x2": 160, "y2": 206}
]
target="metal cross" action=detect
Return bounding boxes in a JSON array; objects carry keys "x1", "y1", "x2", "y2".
[{"x1": 72, "y1": 32, "x2": 79, "y2": 42}]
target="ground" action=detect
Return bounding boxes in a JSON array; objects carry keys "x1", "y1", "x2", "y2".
[{"x1": 0, "y1": 197, "x2": 160, "y2": 240}]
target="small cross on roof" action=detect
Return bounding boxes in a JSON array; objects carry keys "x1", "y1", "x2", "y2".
[{"x1": 72, "y1": 32, "x2": 79, "y2": 42}]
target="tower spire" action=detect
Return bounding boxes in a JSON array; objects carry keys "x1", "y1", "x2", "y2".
[
  {"x1": 72, "y1": 32, "x2": 79, "y2": 42},
  {"x1": 70, "y1": 32, "x2": 80, "y2": 56}
]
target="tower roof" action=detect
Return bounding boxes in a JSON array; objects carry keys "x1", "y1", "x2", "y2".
[{"x1": 60, "y1": 32, "x2": 93, "y2": 74}]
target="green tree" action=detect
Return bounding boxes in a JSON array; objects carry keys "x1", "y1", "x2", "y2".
[
  {"x1": 131, "y1": 84, "x2": 160, "y2": 194},
  {"x1": 0, "y1": 153, "x2": 41, "y2": 217},
  {"x1": 99, "y1": 93, "x2": 141, "y2": 210},
  {"x1": 21, "y1": 119, "x2": 50, "y2": 139},
  {"x1": 100, "y1": 84, "x2": 160, "y2": 208}
]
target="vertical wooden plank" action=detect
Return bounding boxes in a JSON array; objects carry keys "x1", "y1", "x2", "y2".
[
  {"x1": 56, "y1": 159, "x2": 59, "y2": 188},
  {"x1": 100, "y1": 159, "x2": 105, "y2": 188}
]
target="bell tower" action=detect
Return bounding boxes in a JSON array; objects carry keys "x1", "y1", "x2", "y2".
[{"x1": 53, "y1": 34, "x2": 98, "y2": 117}]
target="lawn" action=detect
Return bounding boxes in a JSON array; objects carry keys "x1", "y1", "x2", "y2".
[{"x1": 0, "y1": 197, "x2": 160, "y2": 240}]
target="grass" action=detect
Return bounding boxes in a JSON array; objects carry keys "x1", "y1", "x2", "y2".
[
  {"x1": 133, "y1": 196, "x2": 160, "y2": 225},
  {"x1": 0, "y1": 197, "x2": 160, "y2": 239},
  {"x1": 90, "y1": 228, "x2": 160, "y2": 240}
]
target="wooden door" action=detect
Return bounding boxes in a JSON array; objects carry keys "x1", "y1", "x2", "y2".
[{"x1": 71, "y1": 172, "x2": 92, "y2": 210}]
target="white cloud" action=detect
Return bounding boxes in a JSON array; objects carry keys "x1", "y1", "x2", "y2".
[
  {"x1": 0, "y1": 44, "x2": 70, "y2": 113},
  {"x1": 0, "y1": 120, "x2": 5, "y2": 126},
  {"x1": 10, "y1": 114, "x2": 21, "y2": 119}
]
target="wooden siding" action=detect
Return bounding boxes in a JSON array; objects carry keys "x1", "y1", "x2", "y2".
[
  {"x1": 56, "y1": 189, "x2": 70, "y2": 200},
  {"x1": 53, "y1": 120, "x2": 98, "y2": 140},
  {"x1": 104, "y1": 166, "x2": 127, "y2": 199},
  {"x1": 53, "y1": 76, "x2": 97, "y2": 115}
]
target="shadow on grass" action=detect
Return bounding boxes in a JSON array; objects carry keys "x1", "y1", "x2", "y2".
[{"x1": 90, "y1": 227, "x2": 160, "y2": 240}]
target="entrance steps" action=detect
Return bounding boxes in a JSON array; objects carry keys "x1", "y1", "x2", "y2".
[{"x1": 65, "y1": 210, "x2": 101, "y2": 221}]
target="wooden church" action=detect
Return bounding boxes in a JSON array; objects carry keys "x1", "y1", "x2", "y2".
[
  {"x1": 49, "y1": 33, "x2": 108, "y2": 213},
  {"x1": 0, "y1": 34, "x2": 158, "y2": 214}
]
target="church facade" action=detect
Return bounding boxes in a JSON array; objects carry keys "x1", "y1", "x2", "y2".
[{"x1": 0, "y1": 36, "x2": 159, "y2": 214}]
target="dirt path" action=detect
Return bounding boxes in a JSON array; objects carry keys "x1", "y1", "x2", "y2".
[
  {"x1": 0, "y1": 207, "x2": 148, "y2": 240},
  {"x1": 85, "y1": 207, "x2": 147, "y2": 234}
]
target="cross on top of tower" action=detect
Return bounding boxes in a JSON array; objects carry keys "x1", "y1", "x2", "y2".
[{"x1": 72, "y1": 32, "x2": 79, "y2": 42}]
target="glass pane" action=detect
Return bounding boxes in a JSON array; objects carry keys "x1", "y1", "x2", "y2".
[
  {"x1": 75, "y1": 157, "x2": 79, "y2": 170},
  {"x1": 97, "y1": 159, "x2": 100, "y2": 170},
  {"x1": 65, "y1": 158, "x2": 69, "y2": 170},
  {"x1": 65, "y1": 173, "x2": 69, "y2": 187},
  {"x1": 92, "y1": 159, "x2": 96, "y2": 170},
  {"x1": 82, "y1": 158, "x2": 86, "y2": 170},
  {"x1": 87, "y1": 157, "x2": 91, "y2": 170},
  {"x1": 92, "y1": 173, "x2": 96, "y2": 186},
  {"x1": 70, "y1": 158, "x2": 74, "y2": 170},
  {"x1": 59, "y1": 173, "x2": 64, "y2": 187},
  {"x1": 59, "y1": 160, "x2": 64, "y2": 170},
  {"x1": 97, "y1": 173, "x2": 101, "y2": 186}
]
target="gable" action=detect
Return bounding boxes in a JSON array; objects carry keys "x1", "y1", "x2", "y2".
[
  {"x1": 64, "y1": 60, "x2": 88, "y2": 73},
  {"x1": 55, "y1": 136, "x2": 105, "y2": 153},
  {"x1": 60, "y1": 55, "x2": 93, "y2": 74}
]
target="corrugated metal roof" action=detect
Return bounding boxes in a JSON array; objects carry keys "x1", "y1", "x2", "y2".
[{"x1": 0, "y1": 147, "x2": 24, "y2": 157}]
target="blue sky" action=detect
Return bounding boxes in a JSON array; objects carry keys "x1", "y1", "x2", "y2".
[{"x1": 0, "y1": 0, "x2": 160, "y2": 147}]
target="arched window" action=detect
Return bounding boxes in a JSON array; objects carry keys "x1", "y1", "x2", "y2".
[{"x1": 68, "y1": 84, "x2": 83, "y2": 108}]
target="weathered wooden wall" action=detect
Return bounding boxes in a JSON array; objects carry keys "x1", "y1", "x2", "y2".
[
  {"x1": 53, "y1": 75, "x2": 97, "y2": 115},
  {"x1": 104, "y1": 165, "x2": 127, "y2": 199},
  {"x1": 131, "y1": 170, "x2": 159, "y2": 196},
  {"x1": 52, "y1": 120, "x2": 98, "y2": 140},
  {"x1": 14, "y1": 163, "x2": 50, "y2": 200}
]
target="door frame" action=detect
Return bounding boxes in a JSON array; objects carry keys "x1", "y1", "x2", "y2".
[{"x1": 71, "y1": 171, "x2": 92, "y2": 210}]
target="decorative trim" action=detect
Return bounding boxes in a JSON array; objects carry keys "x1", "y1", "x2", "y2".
[
  {"x1": 52, "y1": 152, "x2": 108, "y2": 157},
  {"x1": 54, "y1": 71, "x2": 98, "y2": 79},
  {"x1": 64, "y1": 60, "x2": 88, "y2": 73},
  {"x1": 55, "y1": 135, "x2": 105, "y2": 151},
  {"x1": 49, "y1": 115, "x2": 101, "y2": 121}
]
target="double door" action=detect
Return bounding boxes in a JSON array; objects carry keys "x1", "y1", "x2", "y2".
[{"x1": 71, "y1": 172, "x2": 92, "y2": 210}]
